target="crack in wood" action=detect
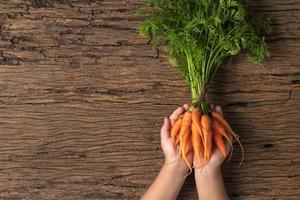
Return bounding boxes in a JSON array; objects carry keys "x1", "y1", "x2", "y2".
[{"x1": 0, "y1": 1, "x2": 299, "y2": 200}]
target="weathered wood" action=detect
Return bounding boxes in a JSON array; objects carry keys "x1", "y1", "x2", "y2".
[{"x1": 0, "y1": 0, "x2": 299, "y2": 199}]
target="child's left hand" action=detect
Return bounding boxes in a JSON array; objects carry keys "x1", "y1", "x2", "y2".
[{"x1": 160, "y1": 104, "x2": 192, "y2": 174}]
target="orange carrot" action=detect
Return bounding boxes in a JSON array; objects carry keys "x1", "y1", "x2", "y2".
[
  {"x1": 201, "y1": 115, "x2": 212, "y2": 161},
  {"x1": 212, "y1": 117, "x2": 234, "y2": 161},
  {"x1": 175, "y1": 136, "x2": 180, "y2": 147},
  {"x1": 191, "y1": 123, "x2": 204, "y2": 164},
  {"x1": 171, "y1": 117, "x2": 182, "y2": 144},
  {"x1": 178, "y1": 111, "x2": 192, "y2": 168},
  {"x1": 181, "y1": 127, "x2": 192, "y2": 169},
  {"x1": 191, "y1": 109, "x2": 204, "y2": 141},
  {"x1": 212, "y1": 111, "x2": 244, "y2": 166},
  {"x1": 178, "y1": 111, "x2": 191, "y2": 144},
  {"x1": 212, "y1": 118, "x2": 233, "y2": 142},
  {"x1": 213, "y1": 131, "x2": 227, "y2": 156},
  {"x1": 212, "y1": 111, "x2": 238, "y2": 139},
  {"x1": 185, "y1": 132, "x2": 193, "y2": 154}
]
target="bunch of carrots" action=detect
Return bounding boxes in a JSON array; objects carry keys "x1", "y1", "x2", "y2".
[
  {"x1": 139, "y1": 0, "x2": 271, "y2": 169},
  {"x1": 171, "y1": 107, "x2": 242, "y2": 169}
]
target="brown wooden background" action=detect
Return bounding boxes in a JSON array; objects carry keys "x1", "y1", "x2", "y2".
[{"x1": 0, "y1": 0, "x2": 299, "y2": 199}]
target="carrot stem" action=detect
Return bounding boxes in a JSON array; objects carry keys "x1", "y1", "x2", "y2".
[{"x1": 200, "y1": 103, "x2": 210, "y2": 115}]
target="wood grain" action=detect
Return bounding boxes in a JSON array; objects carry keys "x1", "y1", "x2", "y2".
[{"x1": 0, "y1": 0, "x2": 299, "y2": 199}]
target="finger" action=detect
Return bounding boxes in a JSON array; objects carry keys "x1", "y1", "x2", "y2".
[
  {"x1": 209, "y1": 103, "x2": 215, "y2": 111},
  {"x1": 215, "y1": 105, "x2": 223, "y2": 116},
  {"x1": 183, "y1": 104, "x2": 189, "y2": 111},
  {"x1": 169, "y1": 106, "x2": 185, "y2": 126},
  {"x1": 161, "y1": 118, "x2": 171, "y2": 142}
]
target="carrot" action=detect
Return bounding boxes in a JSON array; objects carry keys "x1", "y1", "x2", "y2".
[
  {"x1": 212, "y1": 118, "x2": 233, "y2": 142},
  {"x1": 185, "y1": 132, "x2": 193, "y2": 154},
  {"x1": 171, "y1": 117, "x2": 182, "y2": 145},
  {"x1": 201, "y1": 115, "x2": 212, "y2": 161},
  {"x1": 191, "y1": 109, "x2": 204, "y2": 141},
  {"x1": 191, "y1": 123, "x2": 204, "y2": 164},
  {"x1": 212, "y1": 111, "x2": 238, "y2": 139},
  {"x1": 212, "y1": 117, "x2": 234, "y2": 161},
  {"x1": 183, "y1": 128, "x2": 192, "y2": 169},
  {"x1": 213, "y1": 131, "x2": 227, "y2": 156},
  {"x1": 178, "y1": 111, "x2": 192, "y2": 168},
  {"x1": 178, "y1": 112, "x2": 192, "y2": 144},
  {"x1": 181, "y1": 128, "x2": 192, "y2": 169},
  {"x1": 212, "y1": 111, "x2": 244, "y2": 166},
  {"x1": 175, "y1": 136, "x2": 180, "y2": 147}
]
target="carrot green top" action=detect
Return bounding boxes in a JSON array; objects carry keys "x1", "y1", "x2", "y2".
[{"x1": 138, "y1": 0, "x2": 271, "y2": 110}]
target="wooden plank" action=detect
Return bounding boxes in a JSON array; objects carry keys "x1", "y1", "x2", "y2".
[{"x1": 0, "y1": 0, "x2": 299, "y2": 199}]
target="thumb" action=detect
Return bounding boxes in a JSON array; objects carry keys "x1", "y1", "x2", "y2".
[
  {"x1": 160, "y1": 118, "x2": 171, "y2": 141},
  {"x1": 215, "y1": 105, "x2": 223, "y2": 116}
]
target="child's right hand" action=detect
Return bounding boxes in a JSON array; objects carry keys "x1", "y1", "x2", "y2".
[{"x1": 194, "y1": 105, "x2": 231, "y2": 171}]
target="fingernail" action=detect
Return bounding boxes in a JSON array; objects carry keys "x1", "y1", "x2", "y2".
[{"x1": 216, "y1": 105, "x2": 222, "y2": 112}]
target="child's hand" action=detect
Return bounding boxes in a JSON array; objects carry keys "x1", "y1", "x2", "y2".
[
  {"x1": 194, "y1": 105, "x2": 231, "y2": 171},
  {"x1": 160, "y1": 104, "x2": 192, "y2": 174},
  {"x1": 193, "y1": 105, "x2": 231, "y2": 200}
]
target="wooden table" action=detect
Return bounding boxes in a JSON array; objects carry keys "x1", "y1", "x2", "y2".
[{"x1": 0, "y1": 0, "x2": 299, "y2": 199}]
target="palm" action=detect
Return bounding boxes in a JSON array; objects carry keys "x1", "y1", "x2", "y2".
[
  {"x1": 161, "y1": 136, "x2": 177, "y2": 162},
  {"x1": 161, "y1": 104, "x2": 192, "y2": 169},
  {"x1": 193, "y1": 148, "x2": 226, "y2": 169},
  {"x1": 161, "y1": 136, "x2": 193, "y2": 167},
  {"x1": 193, "y1": 105, "x2": 229, "y2": 169}
]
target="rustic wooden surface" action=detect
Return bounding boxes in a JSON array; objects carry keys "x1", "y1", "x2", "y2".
[{"x1": 0, "y1": 0, "x2": 299, "y2": 199}]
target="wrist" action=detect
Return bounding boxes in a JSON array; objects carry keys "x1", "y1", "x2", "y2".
[
  {"x1": 195, "y1": 165, "x2": 222, "y2": 179},
  {"x1": 194, "y1": 165, "x2": 229, "y2": 200},
  {"x1": 163, "y1": 159, "x2": 188, "y2": 177}
]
